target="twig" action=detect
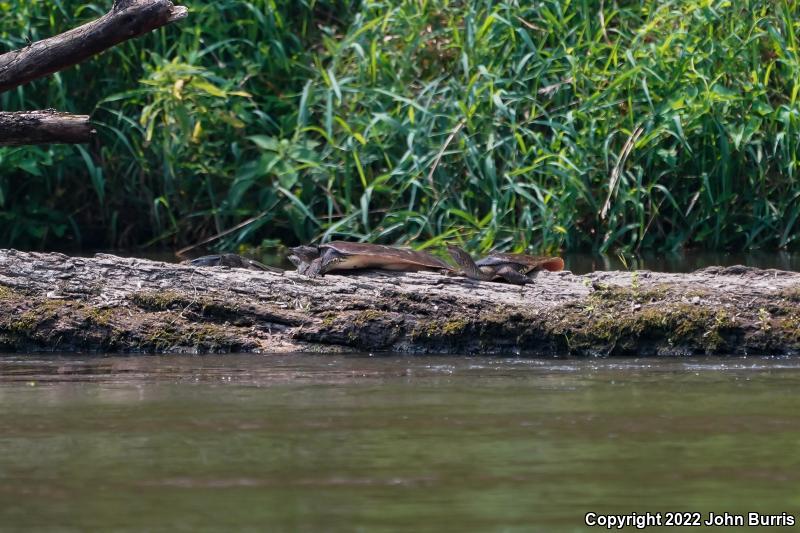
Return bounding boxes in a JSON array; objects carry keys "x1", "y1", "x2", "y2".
[
  {"x1": 601, "y1": 125, "x2": 643, "y2": 220},
  {"x1": 175, "y1": 212, "x2": 270, "y2": 259},
  {"x1": 427, "y1": 119, "x2": 466, "y2": 193}
]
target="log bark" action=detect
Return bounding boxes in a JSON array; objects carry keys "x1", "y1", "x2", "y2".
[
  {"x1": 2, "y1": 249, "x2": 800, "y2": 356},
  {"x1": 0, "y1": 110, "x2": 94, "y2": 146},
  {"x1": 0, "y1": 0, "x2": 188, "y2": 94}
]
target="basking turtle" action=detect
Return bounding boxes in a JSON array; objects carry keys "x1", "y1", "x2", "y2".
[
  {"x1": 287, "y1": 245, "x2": 322, "y2": 276},
  {"x1": 289, "y1": 241, "x2": 455, "y2": 277},
  {"x1": 186, "y1": 253, "x2": 283, "y2": 273},
  {"x1": 447, "y1": 245, "x2": 564, "y2": 285}
]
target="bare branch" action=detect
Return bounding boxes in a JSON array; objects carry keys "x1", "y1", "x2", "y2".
[
  {"x1": 0, "y1": 110, "x2": 94, "y2": 146},
  {"x1": 0, "y1": 0, "x2": 188, "y2": 94}
]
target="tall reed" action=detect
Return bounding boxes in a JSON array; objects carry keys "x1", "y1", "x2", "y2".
[{"x1": 2, "y1": 0, "x2": 799, "y2": 254}]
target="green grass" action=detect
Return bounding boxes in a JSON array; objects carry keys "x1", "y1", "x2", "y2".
[{"x1": 2, "y1": 0, "x2": 800, "y2": 255}]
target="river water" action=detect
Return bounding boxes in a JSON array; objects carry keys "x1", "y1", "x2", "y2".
[{"x1": 1, "y1": 354, "x2": 799, "y2": 531}]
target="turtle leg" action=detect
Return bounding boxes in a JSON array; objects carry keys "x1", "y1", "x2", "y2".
[
  {"x1": 288, "y1": 245, "x2": 320, "y2": 276},
  {"x1": 496, "y1": 265, "x2": 533, "y2": 285},
  {"x1": 304, "y1": 250, "x2": 342, "y2": 277},
  {"x1": 304, "y1": 257, "x2": 324, "y2": 277},
  {"x1": 526, "y1": 268, "x2": 542, "y2": 282},
  {"x1": 288, "y1": 255, "x2": 309, "y2": 275},
  {"x1": 446, "y1": 245, "x2": 492, "y2": 281},
  {"x1": 316, "y1": 250, "x2": 344, "y2": 276}
]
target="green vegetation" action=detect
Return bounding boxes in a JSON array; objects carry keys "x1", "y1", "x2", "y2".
[{"x1": 3, "y1": 0, "x2": 800, "y2": 254}]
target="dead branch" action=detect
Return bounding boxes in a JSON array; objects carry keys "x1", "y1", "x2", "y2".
[
  {"x1": 0, "y1": 110, "x2": 94, "y2": 146},
  {"x1": 0, "y1": 0, "x2": 188, "y2": 94}
]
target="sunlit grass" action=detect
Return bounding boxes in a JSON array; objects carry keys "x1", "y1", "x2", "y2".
[{"x1": 1, "y1": 0, "x2": 799, "y2": 255}]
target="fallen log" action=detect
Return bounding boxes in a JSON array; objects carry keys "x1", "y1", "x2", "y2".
[
  {"x1": 1, "y1": 250, "x2": 800, "y2": 356},
  {"x1": 0, "y1": 111, "x2": 94, "y2": 146},
  {"x1": 0, "y1": 0, "x2": 188, "y2": 94}
]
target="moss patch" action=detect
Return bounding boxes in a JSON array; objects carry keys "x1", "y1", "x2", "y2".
[
  {"x1": 130, "y1": 291, "x2": 190, "y2": 311},
  {"x1": 4, "y1": 298, "x2": 67, "y2": 335},
  {"x1": 410, "y1": 317, "x2": 470, "y2": 340},
  {"x1": 353, "y1": 309, "x2": 388, "y2": 326},
  {"x1": 139, "y1": 321, "x2": 232, "y2": 352},
  {"x1": 299, "y1": 309, "x2": 406, "y2": 350},
  {"x1": 321, "y1": 312, "x2": 337, "y2": 327},
  {"x1": 548, "y1": 293, "x2": 740, "y2": 355},
  {"x1": 778, "y1": 286, "x2": 800, "y2": 302},
  {"x1": 0, "y1": 285, "x2": 19, "y2": 301},
  {"x1": 0, "y1": 293, "x2": 258, "y2": 353},
  {"x1": 86, "y1": 307, "x2": 115, "y2": 327},
  {"x1": 130, "y1": 290, "x2": 246, "y2": 324},
  {"x1": 590, "y1": 283, "x2": 670, "y2": 306}
]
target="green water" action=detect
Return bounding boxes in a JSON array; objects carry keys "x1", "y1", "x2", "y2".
[{"x1": 1, "y1": 355, "x2": 800, "y2": 532}]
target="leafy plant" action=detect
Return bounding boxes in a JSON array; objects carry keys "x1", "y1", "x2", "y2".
[{"x1": 2, "y1": 0, "x2": 800, "y2": 254}]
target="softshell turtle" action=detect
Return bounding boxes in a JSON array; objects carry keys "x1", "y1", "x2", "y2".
[
  {"x1": 447, "y1": 245, "x2": 564, "y2": 285},
  {"x1": 186, "y1": 253, "x2": 283, "y2": 273},
  {"x1": 287, "y1": 245, "x2": 322, "y2": 276},
  {"x1": 288, "y1": 241, "x2": 454, "y2": 277}
]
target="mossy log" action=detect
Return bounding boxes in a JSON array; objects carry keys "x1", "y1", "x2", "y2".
[{"x1": 2, "y1": 249, "x2": 800, "y2": 356}]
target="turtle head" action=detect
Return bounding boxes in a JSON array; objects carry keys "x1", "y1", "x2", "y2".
[
  {"x1": 446, "y1": 245, "x2": 487, "y2": 281},
  {"x1": 288, "y1": 245, "x2": 319, "y2": 263},
  {"x1": 288, "y1": 245, "x2": 320, "y2": 274}
]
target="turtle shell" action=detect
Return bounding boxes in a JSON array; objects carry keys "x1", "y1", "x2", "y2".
[
  {"x1": 476, "y1": 252, "x2": 564, "y2": 272},
  {"x1": 321, "y1": 241, "x2": 452, "y2": 270}
]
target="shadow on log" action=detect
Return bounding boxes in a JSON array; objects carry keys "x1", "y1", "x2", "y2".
[{"x1": 2, "y1": 250, "x2": 800, "y2": 356}]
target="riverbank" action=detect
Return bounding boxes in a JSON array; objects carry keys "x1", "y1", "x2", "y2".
[{"x1": 1, "y1": 250, "x2": 799, "y2": 355}]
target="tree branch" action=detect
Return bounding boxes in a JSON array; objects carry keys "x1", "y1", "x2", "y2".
[
  {"x1": 0, "y1": 0, "x2": 188, "y2": 94},
  {"x1": 0, "y1": 110, "x2": 94, "y2": 146}
]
